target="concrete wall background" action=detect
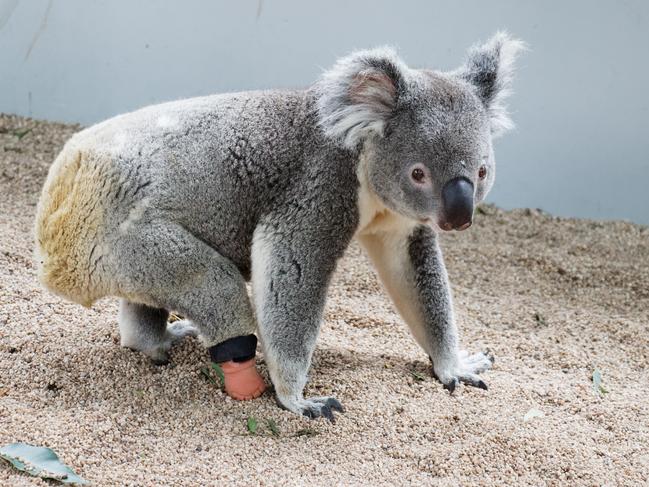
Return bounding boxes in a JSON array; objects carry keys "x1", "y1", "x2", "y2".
[{"x1": 1, "y1": 0, "x2": 647, "y2": 224}]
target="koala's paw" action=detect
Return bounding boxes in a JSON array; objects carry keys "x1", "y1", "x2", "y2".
[
  {"x1": 431, "y1": 350, "x2": 495, "y2": 393},
  {"x1": 146, "y1": 321, "x2": 198, "y2": 366},
  {"x1": 278, "y1": 396, "x2": 345, "y2": 422},
  {"x1": 166, "y1": 319, "x2": 198, "y2": 342}
]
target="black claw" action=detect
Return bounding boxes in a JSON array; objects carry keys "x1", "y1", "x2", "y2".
[
  {"x1": 302, "y1": 399, "x2": 342, "y2": 422},
  {"x1": 443, "y1": 379, "x2": 458, "y2": 394},
  {"x1": 151, "y1": 357, "x2": 170, "y2": 366},
  {"x1": 321, "y1": 406, "x2": 335, "y2": 423},
  {"x1": 325, "y1": 398, "x2": 345, "y2": 413},
  {"x1": 476, "y1": 380, "x2": 488, "y2": 391},
  {"x1": 302, "y1": 408, "x2": 316, "y2": 420}
]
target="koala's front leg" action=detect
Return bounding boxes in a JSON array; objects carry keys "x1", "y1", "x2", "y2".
[
  {"x1": 251, "y1": 225, "x2": 344, "y2": 421},
  {"x1": 359, "y1": 225, "x2": 493, "y2": 392}
]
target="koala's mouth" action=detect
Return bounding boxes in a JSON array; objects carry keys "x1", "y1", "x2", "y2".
[
  {"x1": 418, "y1": 217, "x2": 442, "y2": 232},
  {"x1": 440, "y1": 220, "x2": 473, "y2": 231},
  {"x1": 418, "y1": 216, "x2": 472, "y2": 232}
]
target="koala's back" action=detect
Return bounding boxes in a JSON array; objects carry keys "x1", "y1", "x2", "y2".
[{"x1": 35, "y1": 91, "x2": 314, "y2": 306}]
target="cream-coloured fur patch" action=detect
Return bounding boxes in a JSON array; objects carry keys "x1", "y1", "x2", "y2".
[
  {"x1": 34, "y1": 143, "x2": 112, "y2": 307},
  {"x1": 355, "y1": 151, "x2": 417, "y2": 237},
  {"x1": 119, "y1": 197, "x2": 150, "y2": 234},
  {"x1": 355, "y1": 153, "x2": 430, "y2": 351}
]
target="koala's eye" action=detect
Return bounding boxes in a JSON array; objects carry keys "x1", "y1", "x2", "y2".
[
  {"x1": 478, "y1": 165, "x2": 487, "y2": 180},
  {"x1": 411, "y1": 167, "x2": 426, "y2": 183}
]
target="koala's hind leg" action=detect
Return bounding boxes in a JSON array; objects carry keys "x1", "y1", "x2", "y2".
[
  {"x1": 118, "y1": 300, "x2": 197, "y2": 365},
  {"x1": 113, "y1": 221, "x2": 257, "y2": 355}
]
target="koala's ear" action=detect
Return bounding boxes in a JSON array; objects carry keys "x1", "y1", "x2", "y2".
[
  {"x1": 315, "y1": 47, "x2": 408, "y2": 149},
  {"x1": 457, "y1": 31, "x2": 526, "y2": 137}
]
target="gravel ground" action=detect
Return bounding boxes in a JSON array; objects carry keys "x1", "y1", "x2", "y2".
[{"x1": 1, "y1": 114, "x2": 648, "y2": 486}]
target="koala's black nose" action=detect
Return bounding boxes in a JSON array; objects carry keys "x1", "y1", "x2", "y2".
[{"x1": 440, "y1": 177, "x2": 474, "y2": 231}]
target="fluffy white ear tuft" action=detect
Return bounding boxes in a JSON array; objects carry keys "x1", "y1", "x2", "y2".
[
  {"x1": 315, "y1": 47, "x2": 408, "y2": 150},
  {"x1": 457, "y1": 31, "x2": 526, "y2": 137}
]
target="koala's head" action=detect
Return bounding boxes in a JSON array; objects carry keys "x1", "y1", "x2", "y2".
[{"x1": 316, "y1": 32, "x2": 525, "y2": 231}]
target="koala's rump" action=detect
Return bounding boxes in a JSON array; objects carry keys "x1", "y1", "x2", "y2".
[{"x1": 35, "y1": 142, "x2": 114, "y2": 307}]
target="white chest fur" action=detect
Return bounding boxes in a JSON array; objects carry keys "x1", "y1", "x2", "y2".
[{"x1": 354, "y1": 154, "x2": 417, "y2": 239}]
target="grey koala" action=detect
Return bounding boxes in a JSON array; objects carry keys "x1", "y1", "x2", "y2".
[{"x1": 35, "y1": 32, "x2": 524, "y2": 420}]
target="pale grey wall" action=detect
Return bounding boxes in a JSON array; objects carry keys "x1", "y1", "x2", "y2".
[{"x1": 1, "y1": 0, "x2": 648, "y2": 224}]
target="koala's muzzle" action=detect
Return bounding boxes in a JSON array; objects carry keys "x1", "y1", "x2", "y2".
[{"x1": 440, "y1": 177, "x2": 474, "y2": 231}]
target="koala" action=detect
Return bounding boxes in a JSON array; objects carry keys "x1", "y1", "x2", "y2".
[{"x1": 35, "y1": 32, "x2": 524, "y2": 420}]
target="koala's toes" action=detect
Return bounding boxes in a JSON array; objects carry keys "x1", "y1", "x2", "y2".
[
  {"x1": 443, "y1": 377, "x2": 459, "y2": 394},
  {"x1": 433, "y1": 349, "x2": 494, "y2": 393},
  {"x1": 461, "y1": 350, "x2": 495, "y2": 374},
  {"x1": 148, "y1": 349, "x2": 171, "y2": 366},
  {"x1": 300, "y1": 396, "x2": 345, "y2": 423},
  {"x1": 303, "y1": 405, "x2": 334, "y2": 422},
  {"x1": 458, "y1": 373, "x2": 488, "y2": 390},
  {"x1": 167, "y1": 319, "x2": 198, "y2": 341},
  {"x1": 324, "y1": 397, "x2": 345, "y2": 413},
  {"x1": 442, "y1": 374, "x2": 488, "y2": 393},
  {"x1": 486, "y1": 350, "x2": 495, "y2": 364}
]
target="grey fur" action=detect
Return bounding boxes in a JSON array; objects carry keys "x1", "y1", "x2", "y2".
[
  {"x1": 35, "y1": 32, "x2": 523, "y2": 419},
  {"x1": 408, "y1": 226, "x2": 494, "y2": 386},
  {"x1": 118, "y1": 300, "x2": 197, "y2": 364}
]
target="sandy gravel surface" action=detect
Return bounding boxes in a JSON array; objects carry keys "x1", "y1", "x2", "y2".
[{"x1": 1, "y1": 114, "x2": 648, "y2": 486}]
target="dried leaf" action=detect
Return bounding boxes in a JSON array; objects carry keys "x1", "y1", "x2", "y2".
[
  {"x1": 293, "y1": 428, "x2": 319, "y2": 437},
  {"x1": 592, "y1": 369, "x2": 608, "y2": 397},
  {"x1": 168, "y1": 312, "x2": 182, "y2": 323},
  {"x1": 410, "y1": 370, "x2": 426, "y2": 382},
  {"x1": 523, "y1": 408, "x2": 544, "y2": 422},
  {"x1": 13, "y1": 128, "x2": 32, "y2": 140}
]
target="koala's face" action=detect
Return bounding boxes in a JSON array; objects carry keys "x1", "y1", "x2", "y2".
[
  {"x1": 365, "y1": 73, "x2": 496, "y2": 230},
  {"x1": 316, "y1": 32, "x2": 523, "y2": 231}
]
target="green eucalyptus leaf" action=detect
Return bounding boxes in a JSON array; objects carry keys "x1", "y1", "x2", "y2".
[
  {"x1": 13, "y1": 128, "x2": 32, "y2": 140},
  {"x1": 247, "y1": 417, "x2": 258, "y2": 434},
  {"x1": 200, "y1": 367, "x2": 218, "y2": 386},
  {"x1": 211, "y1": 362, "x2": 226, "y2": 384},
  {"x1": 266, "y1": 419, "x2": 280, "y2": 437},
  {"x1": 0, "y1": 443, "x2": 88, "y2": 485}
]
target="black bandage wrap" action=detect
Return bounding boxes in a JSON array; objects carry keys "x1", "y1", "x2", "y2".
[{"x1": 208, "y1": 334, "x2": 258, "y2": 363}]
